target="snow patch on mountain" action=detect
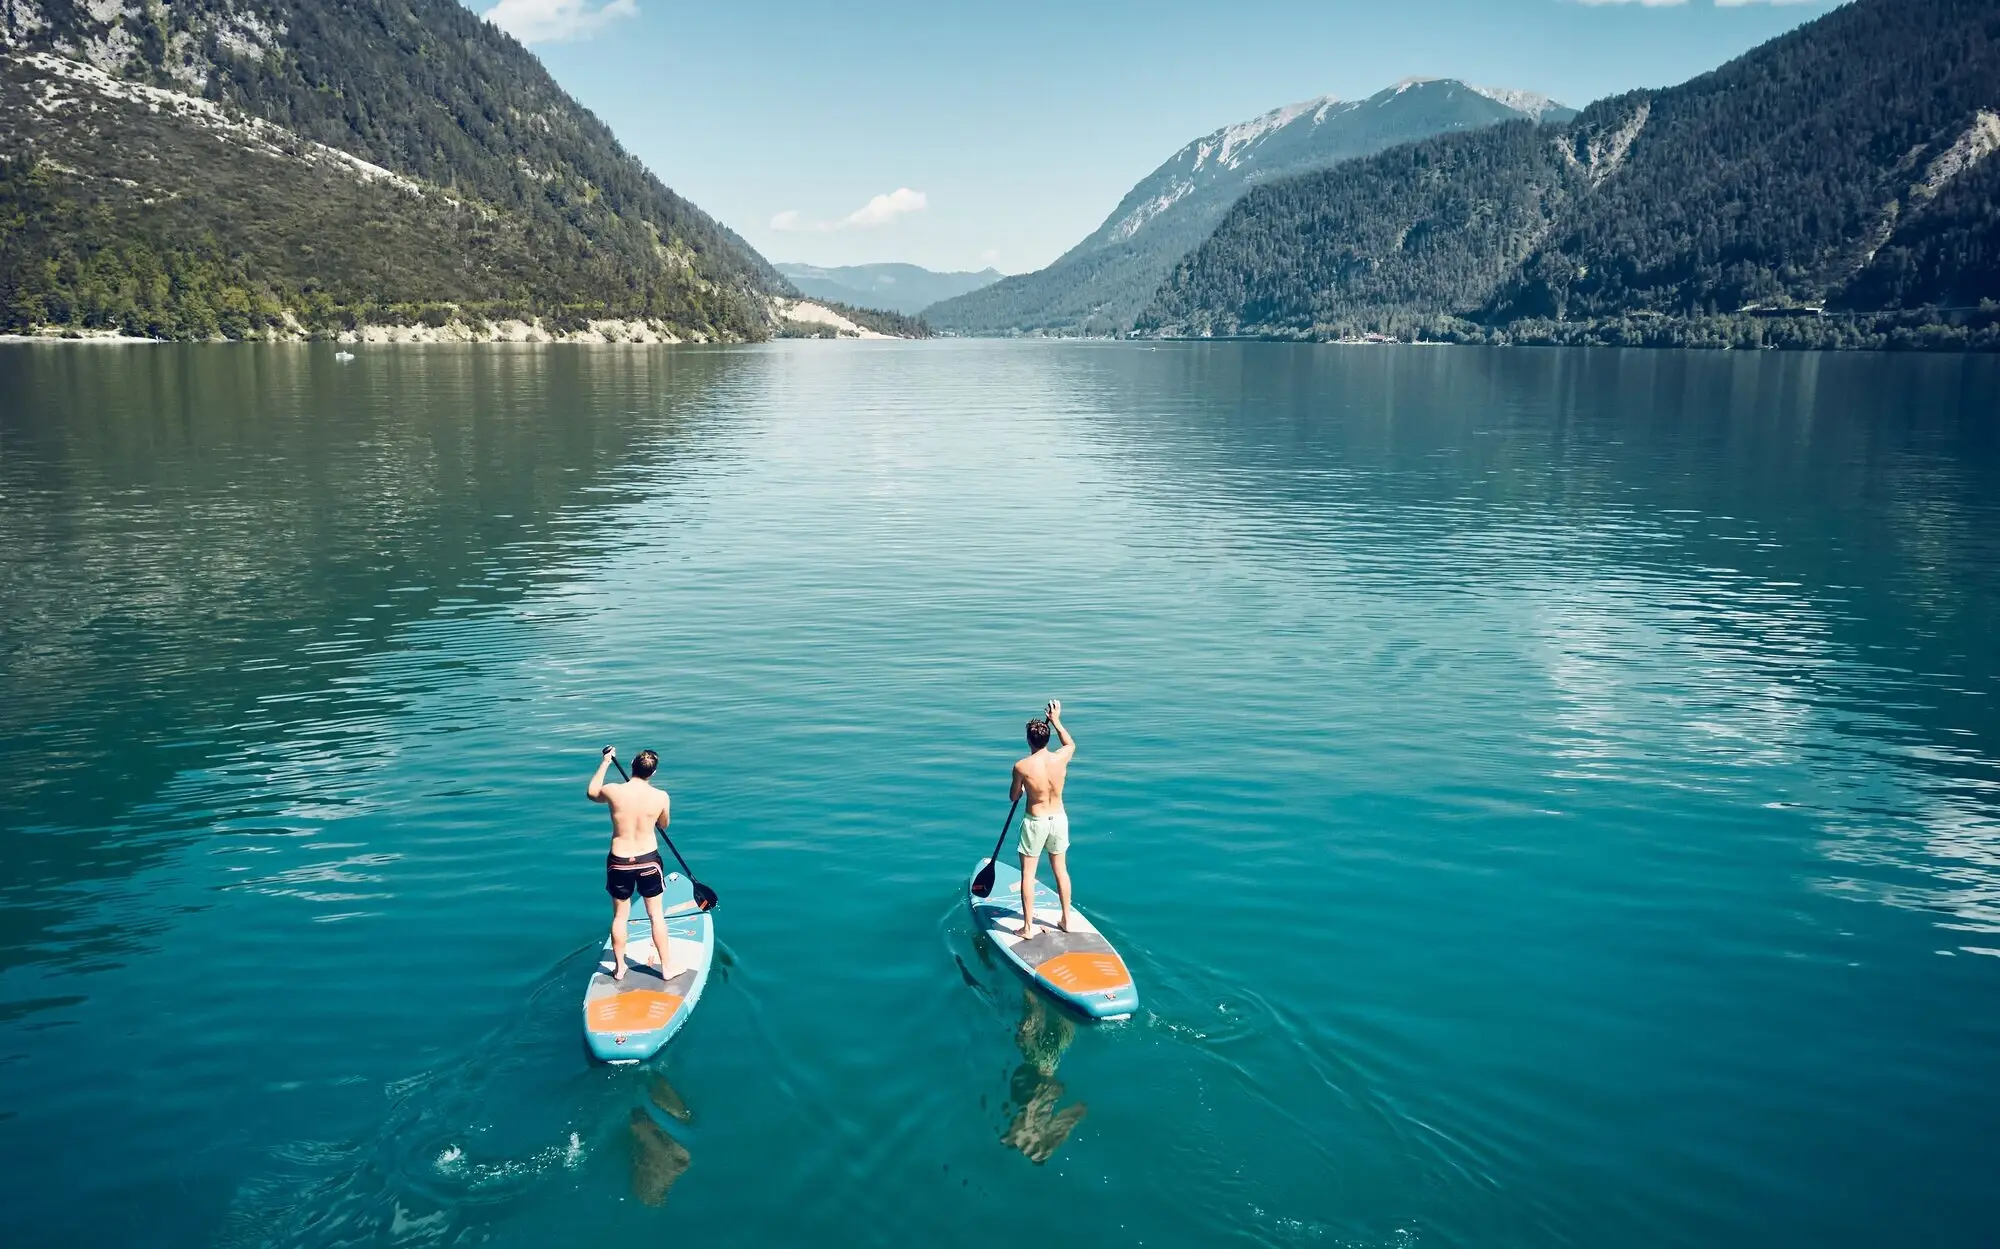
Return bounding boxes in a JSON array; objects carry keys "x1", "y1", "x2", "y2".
[
  {"x1": 1467, "y1": 84, "x2": 1567, "y2": 122},
  {"x1": 1387, "y1": 78, "x2": 1565, "y2": 120},
  {"x1": 1196, "y1": 95, "x2": 1342, "y2": 172},
  {"x1": 1110, "y1": 180, "x2": 1195, "y2": 242}
]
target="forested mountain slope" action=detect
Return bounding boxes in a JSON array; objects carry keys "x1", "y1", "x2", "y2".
[
  {"x1": 0, "y1": 0, "x2": 789, "y2": 339},
  {"x1": 926, "y1": 79, "x2": 1570, "y2": 337},
  {"x1": 1141, "y1": 0, "x2": 2000, "y2": 348}
]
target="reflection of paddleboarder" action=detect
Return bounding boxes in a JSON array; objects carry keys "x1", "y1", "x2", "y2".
[
  {"x1": 1000, "y1": 989, "x2": 1088, "y2": 1164},
  {"x1": 629, "y1": 1074, "x2": 694, "y2": 1205}
]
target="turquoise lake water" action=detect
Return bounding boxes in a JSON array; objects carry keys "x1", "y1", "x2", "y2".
[{"x1": 2, "y1": 341, "x2": 1997, "y2": 1248}]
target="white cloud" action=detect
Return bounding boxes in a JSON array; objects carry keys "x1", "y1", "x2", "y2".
[
  {"x1": 769, "y1": 188, "x2": 929, "y2": 233},
  {"x1": 484, "y1": 0, "x2": 636, "y2": 44},
  {"x1": 845, "y1": 188, "x2": 927, "y2": 227}
]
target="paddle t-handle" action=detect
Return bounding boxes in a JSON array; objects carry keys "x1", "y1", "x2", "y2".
[
  {"x1": 607, "y1": 751, "x2": 719, "y2": 911},
  {"x1": 970, "y1": 793, "x2": 1022, "y2": 898}
]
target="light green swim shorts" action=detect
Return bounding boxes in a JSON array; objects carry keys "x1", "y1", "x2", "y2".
[{"x1": 1017, "y1": 810, "x2": 1070, "y2": 858}]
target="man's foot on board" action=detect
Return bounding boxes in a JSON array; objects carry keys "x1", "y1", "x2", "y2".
[
  {"x1": 612, "y1": 960, "x2": 628, "y2": 981},
  {"x1": 1059, "y1": 915, "x2": 1076, "y2": 933},
  {"x1": 1018, "y1": 921, "x2": 1041, "y2": 941}
]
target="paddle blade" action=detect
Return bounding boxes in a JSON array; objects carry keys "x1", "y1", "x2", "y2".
[
  {"x1": 693, "y1": 882, "x2": 719, "y2": 911},
  {"x1": 971, "y1": 859, "x2": 997, "y2": 898}
]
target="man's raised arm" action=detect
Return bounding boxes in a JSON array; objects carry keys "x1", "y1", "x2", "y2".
[
  {"x1": 1047, "y1": 701, "x2": 1075, "y2": 758},
  {"x1": 587, "y1": 746, "x2": 616, "y2": 803}
]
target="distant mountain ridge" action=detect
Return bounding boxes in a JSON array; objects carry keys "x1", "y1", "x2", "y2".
[
  {"x1": 926, "y1": 78, "x2": 1573, "y2": 336},
  {"x1": 0, "y1": 0, "x2": 790, "y2": 340},
  {"x1": 1139, "y1": 0, "x2": 2000, "y2": 350},
  {"x1": 774, "y1": 262, "x2": 1001, "y2": 315}
]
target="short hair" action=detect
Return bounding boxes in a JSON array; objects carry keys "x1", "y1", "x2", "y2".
[
  {"x1": 632, "y1": 749, "x2": 660, "y2": 779},
  {"x1": 1025, "y1": 719, "x2": 1051, "y2": 750}
]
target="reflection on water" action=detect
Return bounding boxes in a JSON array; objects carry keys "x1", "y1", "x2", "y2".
[
  {"x1": 0, "y1": 343, "x2": 742, "y2": 975},
  {"x1": 5, "y1": 341, "x2": 2000, "y2": 1249},
  {"x1": 1054, "y1": 343, "x2": 2000, "y2": 947},
  {"x1": 629, "y1": 1076, "x2": 694, "y2": 1206},
  {"x1": 1000, "y1": 989, "x2": 1087, "y2": 1165}
]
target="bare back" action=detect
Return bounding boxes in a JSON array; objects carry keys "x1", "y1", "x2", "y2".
[
  {"x1": 1013, "y1": 748, "x2": 1071, "y2": 816},
  {"x1": 601, "y1": 780, "x2": 670, "y2": 857}
]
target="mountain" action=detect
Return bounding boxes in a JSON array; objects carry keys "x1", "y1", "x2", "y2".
[
  {"x1": 774, "y1": 262, "x2": 1001, "y2": 315},
  {"x1": 925, "y1": 79, "x2": 1573, "y2": 336},
  {"x1": 0, "y1": 0, "x2": 789, "y2": 341},
  {"x1": 1141, "y1": 0, "x2": 2000, "y2": 350}
]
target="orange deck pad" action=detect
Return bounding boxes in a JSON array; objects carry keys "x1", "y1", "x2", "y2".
[
  {"x1": 1036, "y1": 951, "x2": 1133, "y2": 995},
  {"x1": 587, "y1": 990, "x2": 684, "y2": 1033}
]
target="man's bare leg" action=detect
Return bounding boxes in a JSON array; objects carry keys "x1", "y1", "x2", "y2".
[
  {"x1": 1050, "y1": 851, "x2": 1075, "y2": 932},
  {"x1": 610, "y1": 895, "x2": 633, "y2": 979},
  {"x1": 641, "y1": 891, "x2": 670, "y2": 977},
  {"x1": 1019, "y1": 852, "x2": 1041, "y2": 940}
]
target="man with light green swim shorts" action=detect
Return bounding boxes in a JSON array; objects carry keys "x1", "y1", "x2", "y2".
[{"x1": 1011, "y1": 700, "x2": 1076, "y2": 940}]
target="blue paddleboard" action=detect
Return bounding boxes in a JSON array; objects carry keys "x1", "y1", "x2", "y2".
[
  {"x1": 968, "y1": 857, "x2": 1138, "y2": 1020},
  {"x1": 582, "y1": 871, "x2": 713, "y2": 1063}
]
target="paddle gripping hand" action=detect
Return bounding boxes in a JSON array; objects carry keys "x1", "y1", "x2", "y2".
[{"x1": 602, "y1": 745, "x2": 616, "y2": 758}]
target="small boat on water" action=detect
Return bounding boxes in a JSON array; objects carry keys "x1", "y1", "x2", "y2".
[{"x1": 334, "y1": 350, "x2": 355, "y2": 362}]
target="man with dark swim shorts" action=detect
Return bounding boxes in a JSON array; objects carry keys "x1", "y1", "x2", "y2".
[{"x1": 587, "y1": 746, "x2": 673, "y2": 981}]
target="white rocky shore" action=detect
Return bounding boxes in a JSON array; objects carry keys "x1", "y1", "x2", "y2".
[
  {"x1": 1, "y1": 318, "x2": 698, "y2": 344},
  {"x1": 335, "y1": 318, "x2": 689, "y2": 345},
  {"x1": 5, "y1": 301, "x2": 920, "y2": 344}
]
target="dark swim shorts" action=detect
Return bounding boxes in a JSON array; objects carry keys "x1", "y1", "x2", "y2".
[{"x1": 606, "y1": 850, "x2": 666, "y2": 900}]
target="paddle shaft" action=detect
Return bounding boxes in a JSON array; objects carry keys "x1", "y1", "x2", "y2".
[
  {"x1": 607, "y1": 753, "x2": 715, "y2": 908},
  {"x1": 971, "y1": 793, "x2": 1022, "y2": 897},
  {"x1": 987, "y1": 793, "x2": 1022, "y2": 866}
]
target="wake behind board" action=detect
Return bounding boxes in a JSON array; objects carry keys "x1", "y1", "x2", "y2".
[
  {"x1": 968, "y1": 857, "x2": 1138, "y2": 1020},
  {"x1": 582, "y1": 871, "x2": 714, "y2": 1064}
]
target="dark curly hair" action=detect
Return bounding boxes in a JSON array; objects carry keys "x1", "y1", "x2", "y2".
[{"x1": 1025, "y1": 719, "x2": 1051, "y2": 750}]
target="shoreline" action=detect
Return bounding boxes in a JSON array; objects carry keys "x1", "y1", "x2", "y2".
[
  {"x1": 3, "y1": 305, "x2": 927, "y2": 346},
  {"x1": 0, "y1": 332, "x2": 163, "y2": 344}
]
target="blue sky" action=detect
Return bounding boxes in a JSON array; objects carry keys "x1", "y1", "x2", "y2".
[{"x1": 479, "y1": 0, "x2": 1841, "y2": 274}]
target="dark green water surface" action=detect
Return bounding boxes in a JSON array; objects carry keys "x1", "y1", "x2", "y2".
[{"x1": 2, "y1": 341, "x2": 1997, "y2": 1248}]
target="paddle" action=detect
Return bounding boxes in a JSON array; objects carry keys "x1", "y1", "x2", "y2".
[
  {"x1": 607, "y1": 751, "x2": 719, "y2": 911},
  {"x1": 970, "y1": 793, "x2": 1023, "y2": 899}
]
